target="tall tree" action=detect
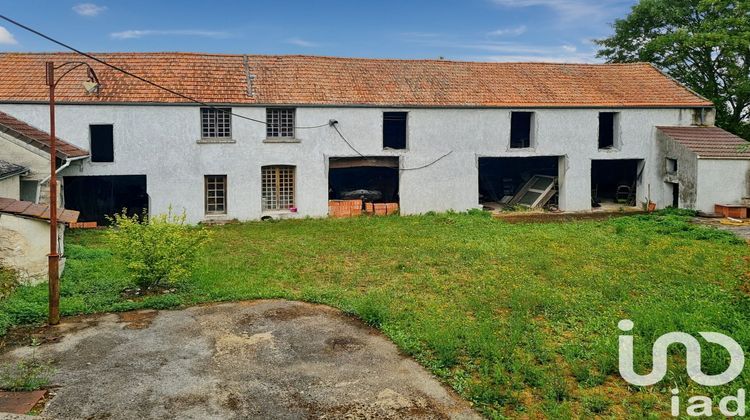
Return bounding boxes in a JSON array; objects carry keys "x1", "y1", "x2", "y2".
[{"x1": 596, "y1": 0, "x2": 750, "y2": 139}]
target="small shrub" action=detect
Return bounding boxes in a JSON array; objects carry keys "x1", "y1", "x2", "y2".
[
  {"x1": 0, "y1": 358, "x2": 54, "y2": 391},
  {"x1": 106, "y1": 208, "x2": 211, "y2": 290},
  {"x1": 0, "y1": 267, "x2": 18, "y2": 300}
]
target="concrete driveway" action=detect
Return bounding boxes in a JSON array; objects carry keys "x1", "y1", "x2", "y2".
[{"x1": 0, "y1": 300, "x2": 479, "y2": 419}]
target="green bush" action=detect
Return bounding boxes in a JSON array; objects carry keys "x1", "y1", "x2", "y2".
[
  {"x1": 0, "y1": 267, "x2": 18, "y2": 300},
  {"x1": 106, "y1": 209, "x2": 211, "y2": 290}
]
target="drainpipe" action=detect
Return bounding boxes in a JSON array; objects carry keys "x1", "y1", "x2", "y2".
[{"x1": 36, "y1": 155, "x2": 88, "y2": 203}]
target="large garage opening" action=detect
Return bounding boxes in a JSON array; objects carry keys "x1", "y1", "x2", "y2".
[
  {"x1": 328, "y1": 157, "x2": 399, "y2": 203},
  {"x1": 478, "y1": 156, "x2": 560, "y2": 210},
  {"x1": 64, "y1": 175, "x2": 148, "y2": 225},
  {"x1": 591, "y1": 159, "x2": 641, "y2": 208}
]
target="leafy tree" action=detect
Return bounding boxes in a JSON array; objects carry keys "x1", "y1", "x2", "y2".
[{"x1": 596, "y1": 0, "x2": 750, "y2": 140}]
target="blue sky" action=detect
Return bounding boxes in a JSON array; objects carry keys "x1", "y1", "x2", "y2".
[{"x1": 0, "y1": 0, "x2": 636, "y2": 62}]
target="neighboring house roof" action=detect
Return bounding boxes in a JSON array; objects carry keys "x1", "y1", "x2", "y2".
[
  {"x1": 657, "y1": 126, "x2": 750, "y2": 159},
  {"x1": 0, "y1": 110, "x2": 89, "y2": 159},
  {"x1": 0, "y1": 160, "x2": 28, "y2": 180},
  {"x1": 0, "y1": 52, "x2": 713, "y2": 108},
  {"x1": 0, "y1": 196, "x2": 80, "y2": 224}
]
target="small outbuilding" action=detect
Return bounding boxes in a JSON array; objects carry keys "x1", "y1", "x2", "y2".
[
  {"x1": 0, "y1": 197, "x2": 79, "y2": 285},
  {"x1": 0, "y1": 160, "x2": 28, "y2": 199},
  {"x1": 657, "y1": 127, "x2": 750, "y2": 212}
]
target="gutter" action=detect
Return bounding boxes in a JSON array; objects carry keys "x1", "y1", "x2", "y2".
[{"x1": 36, "y1": 155, "x2": 88, "y2": 203}]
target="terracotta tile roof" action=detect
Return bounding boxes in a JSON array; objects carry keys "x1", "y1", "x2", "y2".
[
  {"x1": 0, "y1": 159, "x2": 27, "y2": 180},
  {"x1": 0, "y1": 110, "x2": 89, "y2": 158},
  {"x1": 0, "y1": 196, "x2": 79, "y2": 224},
  {"x1": 0, "y1": 52, "x2": 713, "y2": 108},
  {"x1": 658, "y1": 126, "x2": 750, "y2": 159}
]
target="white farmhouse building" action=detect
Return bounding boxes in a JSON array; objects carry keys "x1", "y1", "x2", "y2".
[{"x1": 0, "y1": 52, "x2": 747, "y2": 223}]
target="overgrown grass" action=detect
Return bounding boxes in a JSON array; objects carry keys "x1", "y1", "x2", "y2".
[{"x1": 1, "y1": 210, "x2": 749, "y2": 417}]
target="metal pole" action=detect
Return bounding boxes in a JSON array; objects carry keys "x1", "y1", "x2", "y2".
[{"x1": 46, "y1": 61, "x2": 60, "y2": 325}]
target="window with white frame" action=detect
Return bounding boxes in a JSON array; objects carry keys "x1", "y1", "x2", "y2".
[
  {"x1": 266, "y1": 108, "x2": 295, "y2": 138},
  {"x1": 261, "y1": 165, "x2": 295, "y2": 211},
  {"x1": 205, "y1": 175, "x2": 227, "y2": 214},
  {"x1": 201, "y1": 108, "x2": 232, "y2": 139}
]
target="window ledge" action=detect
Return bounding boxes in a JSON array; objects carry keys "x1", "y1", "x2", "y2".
[
  {"x1": 597, "y1": 147, "x2": 621, "y2": 152},
  {"x1": 197, "y1": 138, "x2": 236, "y2": 144},
  {"x1": 263, "y1": 137, "x2": 300, "y2": 144}
]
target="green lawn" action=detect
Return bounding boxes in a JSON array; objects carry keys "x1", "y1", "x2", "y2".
[{"x1": 1, "y1": 210, "x2": 749, "y2": 418}]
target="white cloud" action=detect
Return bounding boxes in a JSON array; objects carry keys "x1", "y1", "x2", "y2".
[
  {"x1": 488, "y1": 25, "x2": 527, "y2": 37},
  {"x1": 110, "y1": 29, "x2": 230, "y2": 40},
  {"x1": 489, "y1": 0, "x2": 628, "y2": 23},
  {"x1": 0, "y1": 26, "x2": 17, "y2": 45},
  {"x1": 401, "y1": 32, "x2": 598, "y2": 63},
  {"x1": 73, "y1": 3, "x2": 107, "y2": 17},
  {"x1": 286, "y1": 38, "x2": 320, "y2": 48}
]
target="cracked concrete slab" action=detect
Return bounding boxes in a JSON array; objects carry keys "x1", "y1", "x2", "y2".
[{"x1": 0, "y1": 300, "x2": 480, "y2": 419}]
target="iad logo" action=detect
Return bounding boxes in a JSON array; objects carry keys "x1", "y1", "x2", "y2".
[{"x1": 618, "y1": 319, "x2": 746, "y2": 417}]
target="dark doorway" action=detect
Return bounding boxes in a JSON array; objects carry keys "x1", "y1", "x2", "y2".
[
  {"x1": 591, "y1": 159, "x2": 641, "y2": 206},
  {"x1": 64, "y1": 175, "x2": 148, "y2": 225},
  {"x1": 328, "y1": 157, "x2": 399, "y2": 203},
  {"x1": 478, "y1": 156, "x2": 559, "y2": 205},
  {"x1": 670, "y1": 182, "x2": 679, "y2": 208}
]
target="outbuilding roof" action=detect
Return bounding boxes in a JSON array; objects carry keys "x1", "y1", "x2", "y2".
[
  {"x1": 0, "y1": 52, "x2": 713, "y2": 108},
  {"x1": 0, "y1": 110, "x2": 89, "y2": 159},
  {"x1": 657, "y1": 126, "x2": 750, "y2": 159},
  {"x1": 0, "y1": 160, "x2": 28, "y2": 180},
  {"x1": 0, "y1": 196, "x2": 79, "y2": 224}
]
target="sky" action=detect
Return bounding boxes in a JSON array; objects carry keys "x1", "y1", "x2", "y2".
[{"x1": 0, "y1": 0, "x2": 636, "y2": 63}]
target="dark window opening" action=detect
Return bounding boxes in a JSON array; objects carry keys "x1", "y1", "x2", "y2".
[
  {"x1": 598, "y1": 112, "x2": 617, "y2": 149},
  {"x1": 20, "y1": 180, "x2": 38, "y2": 202},
  {"x1": 329, "y1": 157, "x2": 399, "y2": 203},
  {"x1": 591, "y1": 159, "x2": 641, "y2": 207},
  {"x1": 64, "y1": 175, "x2": 148, "y2": 225},
  {"x1": 666, "y1": 158, "x2": 678, "y2": 174},
  {"x1": 510, "y1": 112, "x2": 533, "y2": 149},
  {"x1": 383, "y1": 112, "x2": 407, "y2": 149},
  {"x1": 478, "y1": 156, "x2": 559, "y2": 208},
  {"x1": 90, "y1": 124, "x2": 114, "y2": 162}
]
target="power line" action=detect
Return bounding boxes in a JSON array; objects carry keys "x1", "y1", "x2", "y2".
[
  {"x1": 0, "y1": 14, "x2": 453, "y2": 171},
  {"x1": 331, "y1": 122, "x2": 365, "y2": 157},
  {"x1": 0, "y1": 14, "x2": 322, "y2": 130},
  {"x1": 400, "y1": 151, "x2": 453, "y2": 171}
]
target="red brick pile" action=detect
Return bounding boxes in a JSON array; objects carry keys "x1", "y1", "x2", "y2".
[{"x1": 329, "y1": 200, "x2": 399, "y2": 218}]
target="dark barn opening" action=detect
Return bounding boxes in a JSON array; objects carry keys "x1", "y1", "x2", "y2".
[
  {"x1": 478, "y1": 156, "x2": 559, "y2": 207},
  {"x1": 591, "y1": 159, "x2": 641, "y2": 207},
  {"x1": 328, "y1": 157, "x2": 399, "y2": 203},
  {"x1": 64, "y1": 175, "x2": 148, "y2": 225}
]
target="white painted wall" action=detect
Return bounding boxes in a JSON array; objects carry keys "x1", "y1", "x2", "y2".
[
  {"x1": 0, "y1": 175, "x2": 20, "y2": 199},
  {"x1": 0, "y1": 213, "x2": 65, "y2": 285},
  {"x1": 695, "y1": 159, "x2": 750, "y2": 212},
  {"x1": 0, "y1": 104, "x2": 698, "y2": 223}
]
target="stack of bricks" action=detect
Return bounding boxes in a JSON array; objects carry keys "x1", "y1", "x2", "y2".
[
  {"x1": 328, "y1": 199, "x2": 363, "y2": 218},
  {"x1": 69, "y1": 221, "x2": 98, "y2": 229},
  {"x1": 364, "y1": 202, "x2": 399, "y2": 216}
]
